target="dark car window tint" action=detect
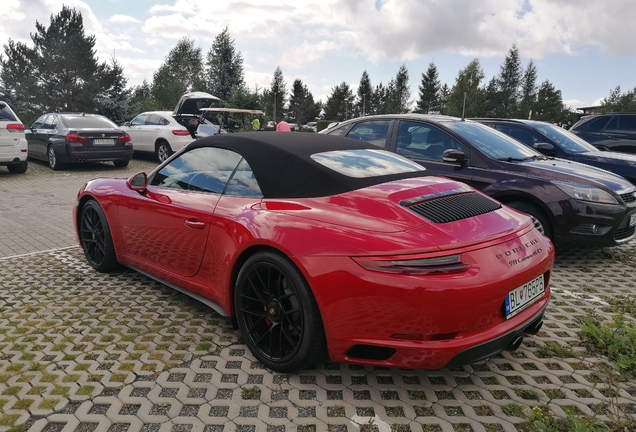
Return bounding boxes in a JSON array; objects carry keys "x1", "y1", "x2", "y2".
[
  {"x1": 618, "y1": 115, "x2": 636, "y2": 131},
  {"x1": 587, "y1": 116, "x2": 611, "y2": 131},
  {"x1": 60, "y1": 116, "x2": 117, "y2": 129},
  {"x1": 495, "y1": 125, "x2": 540, "y2": 147},
  {"x1": 311, "y1": 149, "x2": 424, "y2": 178},
  {"x1": 397, "y1": 121, "x2": 464, "y2": 161},
  {"x1": 531, "y1": 122, "x2": 598, "y2": 153},
  {"x1": 31, "y1": 115, "x2": 47, "y2": 129},
  {"x1": 44, "y1": 115, "x2": 57, "y2": 130},
  {"x1": 326, "y1": 125, "x2": 348, "y2": 136},
  {"x1": 146, "y1": 115, "x2": 161, "y2": 126},
  {"x1": 151, "y1": 147, "x2": 242, "y2": 194},
  {"x1": 224, "y1": 158, "x2": 263, "y2": 198},
  {"x1": 346, "y1": 121, "x2": 390, "y2": 148},
  {"x1": 0, "y1": 104, "x2": 17, "y2": 121},
  {"x1": 445, "y1": 121, "x2": 538, "y2": 160},
  {"x1": 130, "y1": 114, "x2": 149, "y2": 126},
  {"x1": 159, "y1": 116, "x2": 170, "y2": 126},
  {"x1": 605, "y1": 116, "x2": 618, "y2": 130}
]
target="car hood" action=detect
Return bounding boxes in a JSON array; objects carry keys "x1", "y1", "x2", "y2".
[
  {"x1": 261, "y1": 177, "x2": 533, "y2": 251},
  {"x1": 172, "y1": 92, "x2": 220, "y2": 116},
  {"x1": 576, "y1": 150, "x2": 636, "y2": 167},
  {"x1": 515, "y1": 158, "x2": 634, "y2": 192}
]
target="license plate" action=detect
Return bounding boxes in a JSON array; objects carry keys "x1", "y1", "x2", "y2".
[
  {"x1": 629, "y1": 213, "x2": 636, "y2": 227},
  {"x1": 505, "y1": 275, "x2": 545, "y2": 319},
  {"x1": 92, "y1": 139, "x2": 114, "y2": 145}
]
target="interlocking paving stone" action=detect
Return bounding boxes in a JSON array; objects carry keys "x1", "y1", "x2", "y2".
[{"x1": 2, "y1": 164, "x2": 636, "y2": 431}]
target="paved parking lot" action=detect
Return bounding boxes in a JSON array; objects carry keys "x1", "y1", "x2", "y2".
[{"x1": 1, "y1": 159, "x2": 636, "y2": 432}]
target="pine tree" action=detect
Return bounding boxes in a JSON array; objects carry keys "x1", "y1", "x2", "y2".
[
  {"x1": 263, "y1": 67, "x2": 286, "y2": 122},
  {"x1": 386, "y1": 64, "x2": 411, "y2": 113},
  {"x1": 204, "y1": 26, "x2": 244, "y2": 102},
  {"x1": 534, "y1": 80, "x2": 564, "y2": 121},
  {"x1": 151, "y1": 37, "x2": 204, "y2": 110},
  {"x1": 438, "y1": 83, "x2": 451, "y2": 114},
  {"x1": 96, "y1": 58, "x2": 133, "y2": 125},
  {"x1": 0, "y1": 6, "x2": 112, "y2": 123},
  {"x1": 446, "y1": 59, "x2": 485, "y2": 118},
  {"x1": 355, "y1": 71, "x2": 372, "y2": 117},
  {"x1": 415, "y1": 63, "x2": 441, "y2": 114},
  {"x1": 519, "y1": 60, "x2": 538, "y2": 119},
  {"x1": 287, "y1": 79, "x2": 306, "y2": 123},
  {"x1": 495, "y1": 43, "x2": 522, "y2": 117},
  {"x1": 324, "y1": 82, "x2": 354, "y2": 121}
]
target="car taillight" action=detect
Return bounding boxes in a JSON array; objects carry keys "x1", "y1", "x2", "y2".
[
  {"x1": 66, "y1": 133, "x2": 89, "y2": 144},
  {"x1": 352, "y1": 253, "x2": 470, "y2": 275},
  {"x1": 6, "y1": 123, "x2": 25, "y2": 133},
  {"x1": 172, "y1": 129, "x2": 190, "y2": 136},
  {"x1": 117, "y1": 133, "x2": 132, "y2": 143}
]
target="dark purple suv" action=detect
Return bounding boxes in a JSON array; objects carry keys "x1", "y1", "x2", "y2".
[{"x1": 321, "y1": 114, "x2": 636, "y2": 247}]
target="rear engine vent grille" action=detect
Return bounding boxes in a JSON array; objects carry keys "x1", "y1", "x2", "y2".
[
  {"x1": 620, "y1": 192, "x2": 636, "y2": 204},
  {"x1": 405, "y1": 192, "x2": 501, "y2": 223}
]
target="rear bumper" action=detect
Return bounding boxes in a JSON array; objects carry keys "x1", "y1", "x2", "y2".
[
  {"x1": 56, "y1": 142, "x2": 133, "y2": 163},
  {"x1": 0, "y1": 148, "x2": 28, "y2": 165}
]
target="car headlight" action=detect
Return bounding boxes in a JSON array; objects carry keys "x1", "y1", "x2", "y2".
[{"x1": 552, "y1": 181, "x2": 618, "y2": 204}]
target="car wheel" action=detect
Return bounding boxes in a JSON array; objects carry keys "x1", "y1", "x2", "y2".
[
  {"x1": 113, "y1": 160, "x2": 129, "y2": 168},
  {"x1": 47, "y1": 145, "x2": 63, "y2": 170},
  {"x1": 507, "y1": 201, "x2": 553, "y2": 240},
  {"x1": 234, "y1": 251, "x2": 327, "y2": 372},
  {"x1": 156, "y1": 141, "x2": 172, "y2": 163},
  {"x1": 7, "y1": 160, "x2": 28, "y2": 174},
  {"x1": 79, "y1": 200, "x2": 119, "y2": 273}
]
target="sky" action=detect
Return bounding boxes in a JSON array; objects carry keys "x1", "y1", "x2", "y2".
[{"x1": 2, "y1": 0, "x2": 636, "y2": 111}]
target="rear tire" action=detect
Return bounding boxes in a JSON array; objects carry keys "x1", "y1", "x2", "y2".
[
  {"x1": 507, "y1": 201, "x2": 553, "y2": 240},
  {"x1": 234, "y1": 251, "x2": 327, "y2": 372},
  {"x1": 7, "y1": 160, "x2": 28, "y2": 174},
  {"x1": 156, "y1": 141, "x2": 172, "y2": 163},
  {"x1": 113, "y1": 160, "x2": 129, "y2": 168},
  {"x1": 48, "y1": 145, "x2": 63, "y2": 171},
  {"x1": 79, "y1": 200, "x2": 119, "y2": 273}
]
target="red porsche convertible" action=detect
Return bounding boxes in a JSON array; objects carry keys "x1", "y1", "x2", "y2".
[{"x1": 74, "y1": 132, "x2": 554, "y2": 372}]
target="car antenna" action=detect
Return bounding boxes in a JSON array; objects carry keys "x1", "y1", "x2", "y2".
[{"x1": 461, "y1": 92, "x2": 467, "y2": 121}]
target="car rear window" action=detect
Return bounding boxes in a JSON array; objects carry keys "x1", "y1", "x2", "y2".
[
  {"x1": 311, "y1": 149, "x2": 425, "y2": 178},
  {"x1": 0, "y1": 104, "x2": 18, "y2": 121},
  {"x1": 587, "y1": 116, "x2": 611, "y2": 131},
  {"x1": 60, "y1": 116, "x2": 117, "y2": 129}
]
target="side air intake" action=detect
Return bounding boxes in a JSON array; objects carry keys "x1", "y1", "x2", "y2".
[{"x1": 404, "y1": 192, "x2": 501, "y2": 223}]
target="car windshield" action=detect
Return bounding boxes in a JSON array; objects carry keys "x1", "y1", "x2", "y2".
[
  {"x1": 530, "y1": 122, "x2": 599, "y2": 154},
  {"x1": 445, "y1": 121, "x2": 539, "y2": 161},
  {"x1": 311, "y1": 149, "x2": 425, "y2": 178},
  {"x1": 61, "y1": 116, "x2": 117, "y2": 129}
]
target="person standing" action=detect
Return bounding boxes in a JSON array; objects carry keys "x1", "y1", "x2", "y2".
[
  {"x1": 251, "y1": 118, "x2": 260, "y2": 130},
  {"x1": 276, "y1": 121, "x2": 291, "y2": 132}
]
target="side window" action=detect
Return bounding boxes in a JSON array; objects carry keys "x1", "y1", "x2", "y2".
[
  {"x1": 146, "y1": 115, "x2": 161, "y2": 126},
  {"x1": 31, "y1": 115, "x2": 47, "y2": 129},
  {"x1": 326, "y1": 125, "x2": 348, "y2": 136},
  {"x1": 496, "y1": 125, "x2": 541, "y2": 147},
  {"x1": 345, "y1": 120, "x2": 390, "y2": 148},
  {"x1": 396, "y1": 121, "x2": 464, "y2": 162},
  {"x1": 159, "y1": 116, "x2": 170, "y2": 126},
  {"x1": 587, "y1": 116, "x2": 611, "y2": 132},
  {"x1": 44, "y1": 115, "x2": 58, "y2": 130},
  {"x1": 224, "y1": 158, "x2": 263, "y2": 198},
  {"x1": 130, "y1": 114, "x2": 149, "y2": 126},
  {"x1": 605, "y1": 116, "x2": 618, "y2": 130},
  {"x1": 150, "y1": 147, "x2": 242, "y2": 194},
  {"x1": 618, "y1": 115, "x2": 636, "y2": 131}
]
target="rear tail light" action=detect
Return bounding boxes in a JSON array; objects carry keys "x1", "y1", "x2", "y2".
[
  {"x1": 117, "y1": 133, "x2": 132, "y2": 143},
  {"x1": 66, "y1": 133, "x2": 89, "y2": 144},
  {"x1": 172, "y1": 129, "x2": 190, "y2": 136},
  {"x1": 6, "y1": 123, "x2": 25, "y2": 133},
  {"x1": 352, "y1": 253, "x2": 470, "y2": 275}
]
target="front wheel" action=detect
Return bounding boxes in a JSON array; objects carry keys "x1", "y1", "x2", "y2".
[
  {"x1": 234, "y1": 251, "x2": 327, "y2": 372},
  {"x1": 156, "y1": 141, "x2": 172, "y2": 163},
  {"x1": 48, "y1": 145, "x2": 64, "y2": 170},
  {"x1": 7, "y1": 160, "x2": 28, "y2": 174},
  {"x1": 507, "y1": 201, "x2": 553, "y2": 240},
  {"x1": 79, "y1": 200, "x2": 119, "y2": 273},
  {"x1": 113, "y1": 160, "x2": 129, "y2": 168}
]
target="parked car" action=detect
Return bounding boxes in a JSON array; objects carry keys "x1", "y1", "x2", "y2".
[
  {"x1": 26, "y1": 113, "x2": 132, "y2": 170},
  {"x1": 304, "y1": 121, "x2": 317, "y2": 132},
  {"x1": 74, "y1": 132, "x2": 554, "y2": 372},
  {"x1": 0, "y1": 101, "x2": 28, "y2": 174},
  {"x1": 570, "y1": 112, "x2": 636, "y2": 154},
  {"x1": 473, "y1": 118, "x2": 636, "y2": 184},
  {"x1": 124, "y1": 92, "x2": 220, "y2": 162},
  {"x1": 321, "y1": 114, "x2": 636, "y2": 247}
]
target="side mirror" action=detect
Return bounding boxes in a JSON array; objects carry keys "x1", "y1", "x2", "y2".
[
  {"x1": 126, "y1": 172, "x2": 147, "y2": 191},
  {"x1": 442, "y1": 149, "x2": 466, "y2": 165},
  {"x1": 533, "y1": 142, "x2": 556, "y2": 157},
  {"x1": 123, "y1": 121, "x2": 131, "y2": 127}
]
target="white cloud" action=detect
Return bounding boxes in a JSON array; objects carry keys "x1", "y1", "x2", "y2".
[{"x1": 108, "y1": 14, "x2": 139, "y2": 24}]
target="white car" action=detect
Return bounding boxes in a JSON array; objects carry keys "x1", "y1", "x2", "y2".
[
  {"x1": 124, "y1": 92, "x2": 220, "y2": 162},
  {"x1": 0, "y1": 101, "x2": 28, "y2": 174}
]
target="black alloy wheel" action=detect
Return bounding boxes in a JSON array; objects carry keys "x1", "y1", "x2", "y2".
[
  {"x1": 79, "y1": 200, "x2": 119, "y2": 273},
  {"x1": 234, "y1": 251, "x2": 326, "y2": 372}
]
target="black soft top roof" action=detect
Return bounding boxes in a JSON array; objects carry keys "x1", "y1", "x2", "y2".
[{"x1": 187, "y1": 132, "x2": 434, "y2": 198}]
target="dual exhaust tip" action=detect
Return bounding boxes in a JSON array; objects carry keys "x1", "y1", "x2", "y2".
[{"x1": 506, "y1": 319, "x2": 543, "y2": 352}]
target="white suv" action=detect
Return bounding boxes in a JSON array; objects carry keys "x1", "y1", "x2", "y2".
[{"x1": 0, "y1": 101, "x2": 28, "y2": 173}]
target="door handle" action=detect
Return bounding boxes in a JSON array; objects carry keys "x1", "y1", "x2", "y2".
[{"x1": 184, "y1": 219, "x2": 206, "y2": 229}]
